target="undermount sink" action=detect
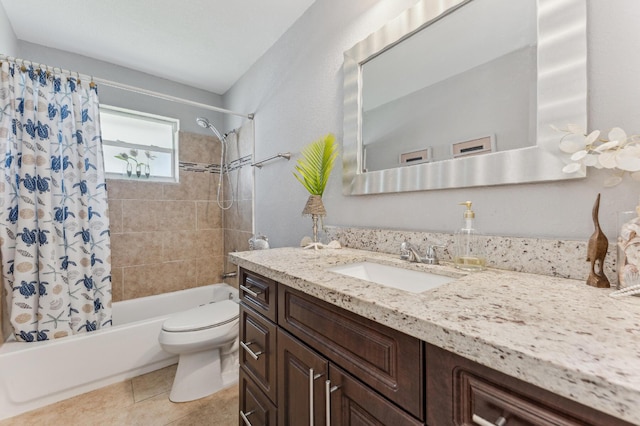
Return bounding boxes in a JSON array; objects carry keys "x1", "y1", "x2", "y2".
[{"x1": 328, "y1": 261, "x2": 456, "y2": 293}]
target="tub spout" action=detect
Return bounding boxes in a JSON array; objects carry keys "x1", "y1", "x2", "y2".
[{"x1": 222, "y1": 271, "x2": 237, "y2": 279}]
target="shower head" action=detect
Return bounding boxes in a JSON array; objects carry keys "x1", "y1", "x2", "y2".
[
  {"x1": 195, "y1": 116, "x2": 224, "y2": 141},
  {"x1": 196, "y1": 117, "x2": 210, "y2": 128}
]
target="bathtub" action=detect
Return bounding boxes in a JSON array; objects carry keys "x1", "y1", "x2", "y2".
[{"x1": 0, "y1": 283, "x2": 238, "y2": 421}]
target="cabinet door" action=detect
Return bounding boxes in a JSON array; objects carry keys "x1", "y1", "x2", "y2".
[
  {"x1": 240, "y1": 370, "x2": 277, "y2": 426},
  {"x1": 329, "y1": 365, "x2": 424, "y2": 426},
  {"x1": 426, "y1": 343, "x2": 633, "y2": 426},
  {"x1": 240, "y1": 305, "x2": 278, "y2": 403},
  {"x1": 279, "y1": 285, "x2": 424, "y2": 419},
  {"x1": 278, "y1": 329, "x2": 328, "y2": 426}
]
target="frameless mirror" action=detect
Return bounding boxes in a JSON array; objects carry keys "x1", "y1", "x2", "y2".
[{"x1": 342, "y1": 0, "x2": 587, "y2": 195}]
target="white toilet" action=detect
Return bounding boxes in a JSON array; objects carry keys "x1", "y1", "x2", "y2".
[{"x1": 158, "y1": 298, "x2": 240, "y2": 402}]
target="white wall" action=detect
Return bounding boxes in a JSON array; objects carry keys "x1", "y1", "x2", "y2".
[
  {"x1": 0, "y1": 2, "x2": 17, "y2": 56},
  {"x1": 225, "y1": 0, "x2": 640, "y2": 247}
]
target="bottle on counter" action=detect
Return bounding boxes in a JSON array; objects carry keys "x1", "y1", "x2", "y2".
[{"x1": 454, "y1": 201, "x2": 486, "y2": 271}]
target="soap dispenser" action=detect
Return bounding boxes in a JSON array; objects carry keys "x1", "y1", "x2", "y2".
[{"x1": 454, "y1": 201, "x2": 486, "y2": 271}]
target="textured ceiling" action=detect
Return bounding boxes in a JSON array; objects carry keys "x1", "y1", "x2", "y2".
[{"x1": 1, "y1": 0, "x2": 316, "y2": 94}]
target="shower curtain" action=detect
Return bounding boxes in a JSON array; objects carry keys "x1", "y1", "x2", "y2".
[{"x1": 0, "y1": 59, "x2": 111, "y2": 341}]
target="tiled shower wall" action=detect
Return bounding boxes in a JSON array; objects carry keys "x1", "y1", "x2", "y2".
[
  {"x1": 222, "y1": 122, "x2": 254, "y2": 287},
  {"x1": 108, "y1": 130, "x2": 226, "y2": 302}
]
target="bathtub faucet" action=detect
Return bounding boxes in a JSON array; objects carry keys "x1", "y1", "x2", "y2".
[{"x1": 221, "y1": 271, "x2": 237, "y2": 279}]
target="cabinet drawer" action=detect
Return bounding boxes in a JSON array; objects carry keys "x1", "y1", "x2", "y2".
[
  {"x1": 426, "y1": 343, "x2": 633, "y2": 426},
  {"x1": 457, "y1": 371, "x2": 584, "y2": 426},
  {"x1": 279, "y1": 285, "x2": 424, "y2": 420},
  {"x1": 240, "y1": 305, "x2": 278, "y2": 404},
  {"x1": 240, "y1": 269, "x2": 277, "y2": 323},
  {"x1": 240, "y1": 370, "x2": 277, "y2": 426}
]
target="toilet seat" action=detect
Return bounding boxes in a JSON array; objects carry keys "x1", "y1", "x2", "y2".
[{"x1": 162, "y1": 300, "x2": 239, "y2": 333}]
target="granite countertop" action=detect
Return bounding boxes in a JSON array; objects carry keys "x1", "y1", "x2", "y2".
[{"x1": 229, "y1": 247, "x2": 640, "y2": 424}]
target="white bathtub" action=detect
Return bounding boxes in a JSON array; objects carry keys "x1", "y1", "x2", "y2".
[{"x1": 0, "y1": 283, "x2": 238, "y2": 421}]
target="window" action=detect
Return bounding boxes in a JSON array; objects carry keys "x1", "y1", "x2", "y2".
[{"x1": 100, "y1": 105, "x2": 179, "y2": 182}]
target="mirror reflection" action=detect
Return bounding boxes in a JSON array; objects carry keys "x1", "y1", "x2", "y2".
[
  {"x1": 342, "y1": 0, "x2": 586, "y2": 194},
  {"x1": 361, "y1": 0, "x2": 537, "y2": 172}
]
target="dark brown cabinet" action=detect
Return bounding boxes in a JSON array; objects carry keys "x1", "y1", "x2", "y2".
[
  {"x1": 239, "y1": 268, "x2": 630, "y2": 426},
  {"x1": 239, "y1": 269, "x2": 279, "y2": 426},
  {"x1": 240, "y1": 370, "x2": 277, "y2": 426},
  {"x1": 329, "y1": 364, "x2": 423, "y2": 426},
  {"x1": 278, "y1": 328, "x2": 423, "y2": 426},
  {"x1": 277, "y1": 329, "x2": 328, "y2": 426},
  {"x1": 278, "y1": 285, "x2": 424, "y2": 420},
  {"x1": 240, "y1": 305, "x2": 277, "y2": 403},
  {"x1": 426, "y1": 343, "x2": 633, "y2": 426},
  {"x1": 239, "y1": 268, "x2": 425, "y2": 426}
]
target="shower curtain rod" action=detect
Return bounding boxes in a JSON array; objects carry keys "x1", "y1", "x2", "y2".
[{"x1": 0, "y1": 55, "x2": 254, "y2": 120}]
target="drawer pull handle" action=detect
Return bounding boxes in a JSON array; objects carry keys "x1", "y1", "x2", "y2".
[
  {"x1": 240, "y1": 409, "x2": 255, "y2": 426},
  {"x1": 240, "y1": 284, "x2": 262, "y2": 298},
  {"x1": 325, "y1": 379, "x2": 340, "y2": 426},
  {"x1": 472, "y1": 414, "x2": 507, "y2": 426},
  {"x1": 309, "y1": 368, "x2": 324, "y2": 426},
  {"x1": 240, "y1": 341, "x2": 263, "y2": 360}
]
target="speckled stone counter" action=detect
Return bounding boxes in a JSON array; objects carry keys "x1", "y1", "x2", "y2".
[{"x1": 230, "y1": 247, "x2": 640, "y2": 424}]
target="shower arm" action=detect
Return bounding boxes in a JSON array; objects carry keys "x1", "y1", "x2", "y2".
[{"x1": 251, "y1": 152, "x2": 292, "y2": 168}]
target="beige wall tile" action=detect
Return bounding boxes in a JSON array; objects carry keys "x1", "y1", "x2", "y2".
[
  {"x1": 178, "y1": 131, "x2": 220, "y2": 164},
  {"x1": 122, "y1": 200, "x2": 159, "y2": 232},
  {"x1": 123, "y1": 260, "x2": 197, "y2": 299},
  {"x1": 162, "y1": 171, "x2": 218, "y2": 201},
  {"x1": 196, "y1": 201, "x2": 222, "y2": 230},
  {"x1": 107, "y1": 199, "x2": 123, "y2": 234},
  {"x1": 222, "y1": 258, "x2": 239, "y2": 288},
  {"x1": 197, "y1": 229, "x2": 224, "y2": 258},
  {"x1": 102, "y1": 131, "x2": 250, "y2": 303},
  {"x1": 110, "y1": 233, "x2": 163, "y2": 267},
  {"x1": 224, "y1": 199, "x2": 253, "y2": 233},
  {"x1": 110, "y1": 267, "x2": 124, "y2": 303},
  {"x1": 156, "y1": 201, "x2": 196, "y2": 231},
  {"x1": 224, "y1": 229, "x2": 252, "y2": 254},
  {"x1": 107, "y1": 179, "x2": 164, "y2": 200},
  {"x1": 235, "y1": 164, "x2": 254, "y2": 201},
  {"x1": 162, "y1": 230, "x2": 201, "y2": 261},
  {"x1": 196, "y1": 256, "x2": 225, "y2": 287}
]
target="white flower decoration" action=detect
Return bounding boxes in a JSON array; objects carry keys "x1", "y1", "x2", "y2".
[{"x1": 556, "y1": 125, "x2": 640, "y2": 186}]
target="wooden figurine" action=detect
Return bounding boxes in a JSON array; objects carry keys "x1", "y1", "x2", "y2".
[{"x1": 586, "y1": 193, "x2": 610, "y2": 288}]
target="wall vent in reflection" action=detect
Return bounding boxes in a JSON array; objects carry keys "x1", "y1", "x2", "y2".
[
  {"x1": 451, "y1": 136, "x2": 495, "y2": 158},
  {"x1": 399, "y1": 148, "x2": 431, "y2": 166}
]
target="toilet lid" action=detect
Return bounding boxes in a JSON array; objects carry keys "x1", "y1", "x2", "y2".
[{"x1": 162, "y1": 300, "x2": 239, "y2": 332}]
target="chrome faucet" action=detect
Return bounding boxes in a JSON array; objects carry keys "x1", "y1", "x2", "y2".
[{"x1": 400, "y1": 241, "x2": 445, "y2": 265}]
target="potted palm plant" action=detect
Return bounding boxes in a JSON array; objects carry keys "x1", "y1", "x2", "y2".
[{"x1": 293, "y1": 133, "x2": 338, "y2": 247}]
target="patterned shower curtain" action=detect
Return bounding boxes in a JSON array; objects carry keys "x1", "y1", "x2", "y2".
[{"x1": 0, "y1": 59, "x2": 111, "y2": 342}]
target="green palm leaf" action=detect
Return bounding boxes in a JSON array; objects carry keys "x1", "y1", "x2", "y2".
[{"x1": 293, "y1": 133, "x2": 338, "y2": 196}]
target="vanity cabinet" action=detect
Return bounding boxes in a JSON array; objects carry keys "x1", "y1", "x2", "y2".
[
  {"x1": 426, "y1": 343, "x2": 632, "y2": 426},
  {"x1": 238, "y1": 267, "x2": 631, "y2": 426},
  {"x1": 238, "y1": 268, "x2": 425, "y2": 426}
]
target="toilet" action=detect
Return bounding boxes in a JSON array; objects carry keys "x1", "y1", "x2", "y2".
[{"x1": 158, "y1": 299, "x2": 240, "y2": 402}]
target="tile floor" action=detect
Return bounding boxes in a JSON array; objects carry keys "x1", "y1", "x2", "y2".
[{"x1": 0, "y1": 364, "x2": 238, "y2": 426}]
